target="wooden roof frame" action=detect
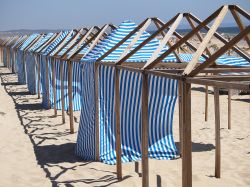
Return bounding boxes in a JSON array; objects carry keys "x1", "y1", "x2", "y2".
[{"x1": 87, "y1": 4, "x2": 250, "y2": 187}]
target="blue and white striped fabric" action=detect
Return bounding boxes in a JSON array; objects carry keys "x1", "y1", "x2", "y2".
[
  {"x1": 40, "y1": 31, "x2": 82, "y2": 110},
  {"x1": 25, "y1": 33, "x2": 56, "y2": 94},
  {"x1": 83, "y1": 21, "x2": 176, "y2": 62},
  {"x1": 43, "y1": 31, "x2": 70, "y2": 55},
  {"x1": 3, "y1": 48, "x2": 7, "y2": 66},
  {"x1": 31, "y1": 33, "x2": 54, "y2": 52},
  {"x1": 26, "y1": 53, "x2": 37, "y2": 94},
  {"x1": 10, "y1": 36, "x2": 24, "y2": 71},
  {"x1": 76, "y1": 20, "x2": 179, "y2": 164},
  {"x1": 50, "y1": 31, "x2": 76, "y2": 56},
  {"x1": 16, "y1": 34, "x2": 39, "y2": 84},
  {"x1": 216, "y1": 55, "x2": 250, "y2": 67}
]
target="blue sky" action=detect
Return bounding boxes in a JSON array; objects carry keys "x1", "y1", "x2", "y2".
[{"x1": 0, "y1": 0, "x2": 249, "y2": 31}]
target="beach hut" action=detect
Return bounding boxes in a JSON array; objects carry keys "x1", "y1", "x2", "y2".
[
  {"x1": 47, "y1": 24, "x2": 116, "y2": 132},
  {"x1": 75, "y1": 18, "x2": 185, "y2": 171},
  {"x1": 25, "y1": 33, "x2": 55, "y2": 94},
  {"x1": 16, "y1": 34, "x2": 41, "y2": 84},
  {"x1": 120, "y1": 5, "x2": 249, "y2": 187}
]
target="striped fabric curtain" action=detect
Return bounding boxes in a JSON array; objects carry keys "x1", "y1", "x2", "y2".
[{"x1": 76, "y1": 20, "x2": 179, "y2": 164}]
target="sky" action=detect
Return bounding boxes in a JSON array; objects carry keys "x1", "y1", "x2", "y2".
[{"x1": 0, "y1": 0, "x2": 249, "y2": 31}]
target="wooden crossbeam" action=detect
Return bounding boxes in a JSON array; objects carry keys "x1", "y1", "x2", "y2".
[
  {"x1": 186, "y1": 77, "x2": 250, "y2": 91},
  {"x1": 69, "y1": 25, "x2": 109, "y2": 60},
  {"x1": 187, "y1": 26, "x2": 250, "y2": 77},
  {"x1": 117, "y1": 19, "x2": 152, "y2": 62},
  {"x1": 230, "y1": 9, "x2": 250, "y2": 47},
  {"x1": 188, "y1": 13, "x2": 250, "y2": 61},
  {"x1": 53, "y1": 28, "x2": 84, "y2": 57},
  {"x1": 82, "y1": 24, "x2": 110, "y2": 58},
  {"x1": 47, "y1": 30, "x2": 74, "y2": 56},
  {"x1": 143, "y1": 14, "x2": 183, "y2": 68},
  {"x1": 36, "y1": 32, "x2": 62, "y2": 53},
  {"x1": 183, "y1": 6, "x2": 229, "y2": 75},
  {"x1": 153, "y1": 19, "x2": 182, "y2": 62},
  {"x1": 66, "y1": 27, "x2": 96, "y2": 60},
  {"x1": 154, "y1": 17, "x2": 209, "y2": 60},
  {"x1": 97, "y1": 18, "x2": 151, "y2": 63},
  {"x1": 142, "y1": 7, "x2": 224, "y2": 70}
]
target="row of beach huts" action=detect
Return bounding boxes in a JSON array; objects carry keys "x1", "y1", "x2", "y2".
[{"x1": 0, "y1": 5, "x2": 249, "y2": 187}]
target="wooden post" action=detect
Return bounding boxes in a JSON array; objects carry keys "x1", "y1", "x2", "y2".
[
  {"x1": 94, "y1": 63, "x2": 100, "y2": 161},
  {"x1": 23, "y1": 52, "x2": 27, "y2": 83},
  {"x1": 68, "y1": 61, "x2": 74, "y2": 133},
  {"x1": 12, "y1": 50, "x2": 15, "y2": 73},
  {"x1": 45, "y1": 57, "x2": 51, "y2": 108},
  {"x1": 52, "y1": 58, "x2": 57, "y2": 116},
  {"x1": 60, "y1": 61, "x2": 65, "y2": 123},
  {"x1": 141, "y1": 72, "x2": 149, "y2": 187},
  {"x1": 178, "y1": 81, "x2": 183, "y2": 156},
  {"x1": 228, "y1": 89, "x2": 231, "y2": 129},
  {"x1": 182, "y1": 82, "x2": 192, "y2": 187},
  {"x1": 214, "y1": 87, "x2": 221, "y2": 178},
  {"x1": 37, "y1": 55, "x2": 41, "y2": 99},
  {"x1": 205, "y1": 85, "x2": 209, "y2": 121},
  {"x1": 114, "y1": 67, "x2": 122, "y2": 180}
]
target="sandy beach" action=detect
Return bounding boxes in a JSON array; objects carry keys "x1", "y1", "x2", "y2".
[{"x1": 0, "y1": 63, "x2": 249, "y2": 187}]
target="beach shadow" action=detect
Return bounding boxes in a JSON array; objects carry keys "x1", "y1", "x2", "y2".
[
  {"x1": 175, "y1": 142, "x2": 215, "y2": 152},
  {"x1": 35, "y1": 143, "x2": 82, "y2": 165},
  {"x1": 0, "y1": 67, "x2": 127, "y2": 187},
  {"x1": 232, "y1": 98, "x2": 250, "y2": 103},
  {"x1": 191, "y1": 86, "x2": 213, "y2": 94},
  {"x1": 8, "y1": 91, "x2": 32, "y2": 96},
  {"x1": 1, "y1": 81, "x2": 20, "y2": 86}
]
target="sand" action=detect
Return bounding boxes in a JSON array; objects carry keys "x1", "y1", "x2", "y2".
[{"x1": 0, "y1": 64, "x2": 249, "y2": 187}]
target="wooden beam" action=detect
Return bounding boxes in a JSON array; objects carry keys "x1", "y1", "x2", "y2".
[
  {"x1": 230, "y1": 9, "x2": 250, "y2": 47},
  {"x1": 186, "y1": 77, "x2": 250, "y2": 91},
  {"x1": 66, "y1": 27, "x2": 95, "y2": 60},
  {"x1": 228, "y1": 89, "x2": 232, "y2": 130},
  {"x1": 36, "y1": 55, "x2": 41, "y2": 98},
  {"x1": 116, "y1": 15, "x2": 180, "y2": 65},
  {"x1": 45, "y1": 56, "x2": 51, "y2": 108},
  {"x1": 143, "y1": 14, "x2": 183, "y2": 69},
  {"x1": 97, "y1": 18, "x2": 151, "y2": 63},
  {"x1": 52, "y1": 58, "x2": 57, "y2": 116},
  {"x1": 47, "y1": 30, "x2": 74, "y2": 56},
  {"x1": 82, "y1": 24, "x2": 110, "y2": 58},
  {"x1": 94, "y1": 63, "x2": 100, "y2": 161},
  {"x1": 68, "y1": 61, "x2": 74, "y2": 133},
  {"x1": 53, "y1": 29, "x2": 84, "y2": 57},
  {"x1": 186, "y1": 15, "x2": 212, "y2": 56},
  {"x1": 183, "y1": 6, "x2": 228, "y2": 75},
  {"x1": 178, "y1": 81, "x2": 183, "y2": 156},
  {"x1": 187, "y1": 26, "x2": 250, "y2": 77},
  {"x1": 143, "y1": 7, "x2": 225, "y2": 70},
  {"x1": 117, "y1": 19, "x2": 152, "y2": 62},
  {"x1": 188, "y1": 13, "x2": 250, "y2": 62},
  {"x1": 182, "y1": 82, "x2": 192, "y2": 187},
  {"x1": 213, "y1": 87, "x2": 221, "y2": 178},
  {"x1": 114, "y1": 67, "x2": 122, "y2": 180},
  {"x1": 69, "y1": 25, "x2": 107, "y2": 60},
  {"x1": 141, "y1": 72, "x2": 149, "y2": 187},
  {"x1": 152, "y1": 19, "x2": 182, "y2": 62},
  {"x1": 35, "y1": 33, "x2": 59, "y2": 53},
  {"x1": 60, "y1": 61, "x2": 65, "y2": 123}
]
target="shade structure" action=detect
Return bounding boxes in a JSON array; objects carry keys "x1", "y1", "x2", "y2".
[
  {"x1": 16, "y1": 34, "x2": 40, "y2": 84},
  {"x1": 25, "y1": 33, "x2": 55, "y2": 94},
  {"x1": 40, "y1": 30, "x2": 84, "y2": 111},
  {"x1": 76, "y1": 20, "x2": 179, "y2": 164},
  {"x1": 10, "y1": 36, "x2": 25, "y2": 73},
  {"x1": 39, "y1": 31, "x2": 72, "y2": 108}
]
